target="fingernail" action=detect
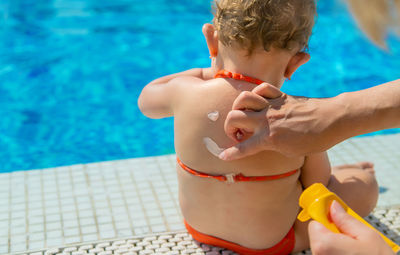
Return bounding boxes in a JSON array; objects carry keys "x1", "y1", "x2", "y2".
[{"x1": 219, "y1": 151, "x2": 226, "y2": 160}]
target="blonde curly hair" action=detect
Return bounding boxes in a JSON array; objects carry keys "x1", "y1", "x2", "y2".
[{"x1": 213, "y1": 0, "x2": 316, "y2": 55}]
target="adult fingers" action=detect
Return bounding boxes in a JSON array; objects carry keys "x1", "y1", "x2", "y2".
[
  {"x1": 224, "y1": 110, "x2": 262, "y2": 141},
  {"x1": 309, "y1": 220, "x2": 332, "y2": 237},
  {"x1": 252, "y1": 83, "x2": 283, "y2": 99},
  {"x1": 219, "y1": 134, "x2": 265, "y2": 161},
  {"x1": 308, "y1": 221, "x2": 354, "y2": 255},
  {"x1": 308, "y1": 220, "x2": 333, "y2": 252},
  {"x1": 232, "y1": 91, "x2": 269, "y2": 111},
  {"x1": 330, "y1": 201, "x2": 370, "y2": 238}
]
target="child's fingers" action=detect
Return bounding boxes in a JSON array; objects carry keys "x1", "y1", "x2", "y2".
[
  {"x1": 232, "y1": 91, "x2": 269, "y2": 111},
  {"x1": 253, "y1": 83, "x2": 283, "y2": 99}
]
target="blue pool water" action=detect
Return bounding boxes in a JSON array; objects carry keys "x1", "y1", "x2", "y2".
[{"x1": 0, "y1": 0, "x2": 399, "y2": 173}]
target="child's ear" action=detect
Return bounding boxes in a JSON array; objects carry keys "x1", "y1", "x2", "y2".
[
  {"x1": 284, "y1": 52, "x2": 310, "y2": 80},
  {"x1": 202, "y1": 23, "x2": 218, "y2": 57}
]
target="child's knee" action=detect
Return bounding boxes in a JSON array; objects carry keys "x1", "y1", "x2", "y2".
[
  {"x1": 328, "y1": 168, "x2": 378, "y2": 217},
  {"x1": 361, "y1": 171, "x2": 379, "y2": 216},
  {"x1": 347, "y1": 169, "x2": 378, "y2": 217}
]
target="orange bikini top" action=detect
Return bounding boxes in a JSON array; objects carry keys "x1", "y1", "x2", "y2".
[
  {"x1": 214, "y1": 70, "x2": 265, "y2": 85},
  {"x1": 177, "y1": 69, "x2": 299, "y2": 184}
]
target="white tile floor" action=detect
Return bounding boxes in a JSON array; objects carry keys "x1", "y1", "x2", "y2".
[
  {"x1": 1, "y1": 133, "x2": 400, "y2": 254},
  {"x1": 13, "y1": 207, "x2": 400, "y2": 255},
  {"x1": 328, "y1": 134, "x2": 400, "y2": 206}
]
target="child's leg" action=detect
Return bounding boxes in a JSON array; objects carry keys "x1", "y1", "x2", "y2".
[
  {"x1": 292, "y1": 162, "x2": 379, "y2": 253},
  {"x1": 328, "y1": 162, "x2": 378, "y2": 217}
]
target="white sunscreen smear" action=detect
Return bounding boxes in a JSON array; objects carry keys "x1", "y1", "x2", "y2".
[
  {"x1": 203, "y1": 137, "x2": 225, "y2": 157},
  {"x1": 207, "y1": 111, "x2": 219, "y2": 121}
]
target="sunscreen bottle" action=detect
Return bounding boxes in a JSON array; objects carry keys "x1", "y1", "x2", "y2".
[{"x1": 298, "y1": 183, "x2": 400, "y2": 253}]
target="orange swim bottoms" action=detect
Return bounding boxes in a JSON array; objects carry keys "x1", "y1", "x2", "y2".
[{"x1": 184, "y1": 220, "x2": 295, "y2": 255}]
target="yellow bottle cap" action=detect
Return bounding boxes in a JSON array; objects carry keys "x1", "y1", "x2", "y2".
[{"x1": 299, "y1": 183, "x2": 330, "y2": 209}]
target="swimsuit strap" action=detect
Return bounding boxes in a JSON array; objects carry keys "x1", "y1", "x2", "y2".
[
  {"x1": 177, "y1": 157, "x2": 299, "y2": 184},
  {"x1": 214, "y1": 70, "x2": 265, "y2": 85}
]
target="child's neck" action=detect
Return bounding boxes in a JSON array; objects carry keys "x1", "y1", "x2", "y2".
[
  {"x1": 216, "y1": 47, "x2": 291, "y2": 88},
  {"x1": 220, "y1": 62, "x2": 283, "y2": 86}
]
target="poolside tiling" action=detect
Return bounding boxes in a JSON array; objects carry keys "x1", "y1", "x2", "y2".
[
  {"x1": 12, "y1": 206, "x2": 400, "y2": 254},
  {"x1": 1, "y1": 133, "x2": 400, "y2": 254}
]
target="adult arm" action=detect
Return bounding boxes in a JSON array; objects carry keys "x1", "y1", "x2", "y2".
[
  {"x1": 334, "y1": 79, "x2": 400, "y2": 138},
  {"x1": 309, "y1": 201, "x2": 394, "y2": 255},
  {"x1": 220, "y1": 79, "x2": 400, "y2": 160}
]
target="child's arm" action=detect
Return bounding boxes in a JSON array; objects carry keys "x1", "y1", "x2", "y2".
[
  {"x1": 138, "y1": 68, "x2": 213, "y2": 119},
  {"x1": 300, "y1": 152, "x2": 331, "y2": 188}
]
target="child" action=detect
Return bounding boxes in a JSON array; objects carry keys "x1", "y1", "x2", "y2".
[{"x1": 138, "y1": 0, "x2": 378, "y2": 254}]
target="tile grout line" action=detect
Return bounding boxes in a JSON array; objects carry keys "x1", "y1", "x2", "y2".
[
  {"x1": 24, "y1": 171, "x2": 29, "y2": 252},
  {"x1": 148, "y1": 174, "x2": 170, "y2": 231},
  {"x1": 40, "y1": 169, "x2": 47, "y2": 249},
  {"x1": 156, "y1": 157, "x2": 175, "y2": 230},
  {"x1": 7, "y1": 172, "x2": 11, "y2": 254},
  {"x1": 165, "y1": 156, "x2": 181, "y2": 212},
  {"x1": 128, "y1": 163, "x2": 152, "y2": 235},
  {"x1": 99, "y1": 164, "x2": 118, "y2": 238},
  {"x1": 54, "y1": 168, "x2": 65, "y2": 246},
  {"x1": 83, "y1": 164, "x2": 101, "y2": 242},
  {"x1": 68, "y1": 166, "x2": 83, "y2": 244},
  {"x1": 114, "y1": 164, "x2": 135, "y2": 236}
]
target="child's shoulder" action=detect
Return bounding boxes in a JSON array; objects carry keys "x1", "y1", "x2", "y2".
[
  {"x1": 169, "y1": 74, "x2": 218, "y2": 96},
  {"x1": 170, "y1": 75, "x2": 206, "y2": 87}
]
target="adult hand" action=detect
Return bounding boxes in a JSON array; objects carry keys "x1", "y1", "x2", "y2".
[
  {"x1": 309, "y1": 201, "x2": 394, "y2": 255},
  {"x1": 220, "y1": 83, "x2": 344, "y2": 160}
]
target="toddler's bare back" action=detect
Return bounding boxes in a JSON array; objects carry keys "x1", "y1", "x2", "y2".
[{"x1": 174, "y1": 77, "x2": 304, "y2": 249}]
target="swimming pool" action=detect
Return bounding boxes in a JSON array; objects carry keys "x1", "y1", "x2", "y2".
[{"x1": 0, "y1": 0, "x2": 399, "y2": 173}]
